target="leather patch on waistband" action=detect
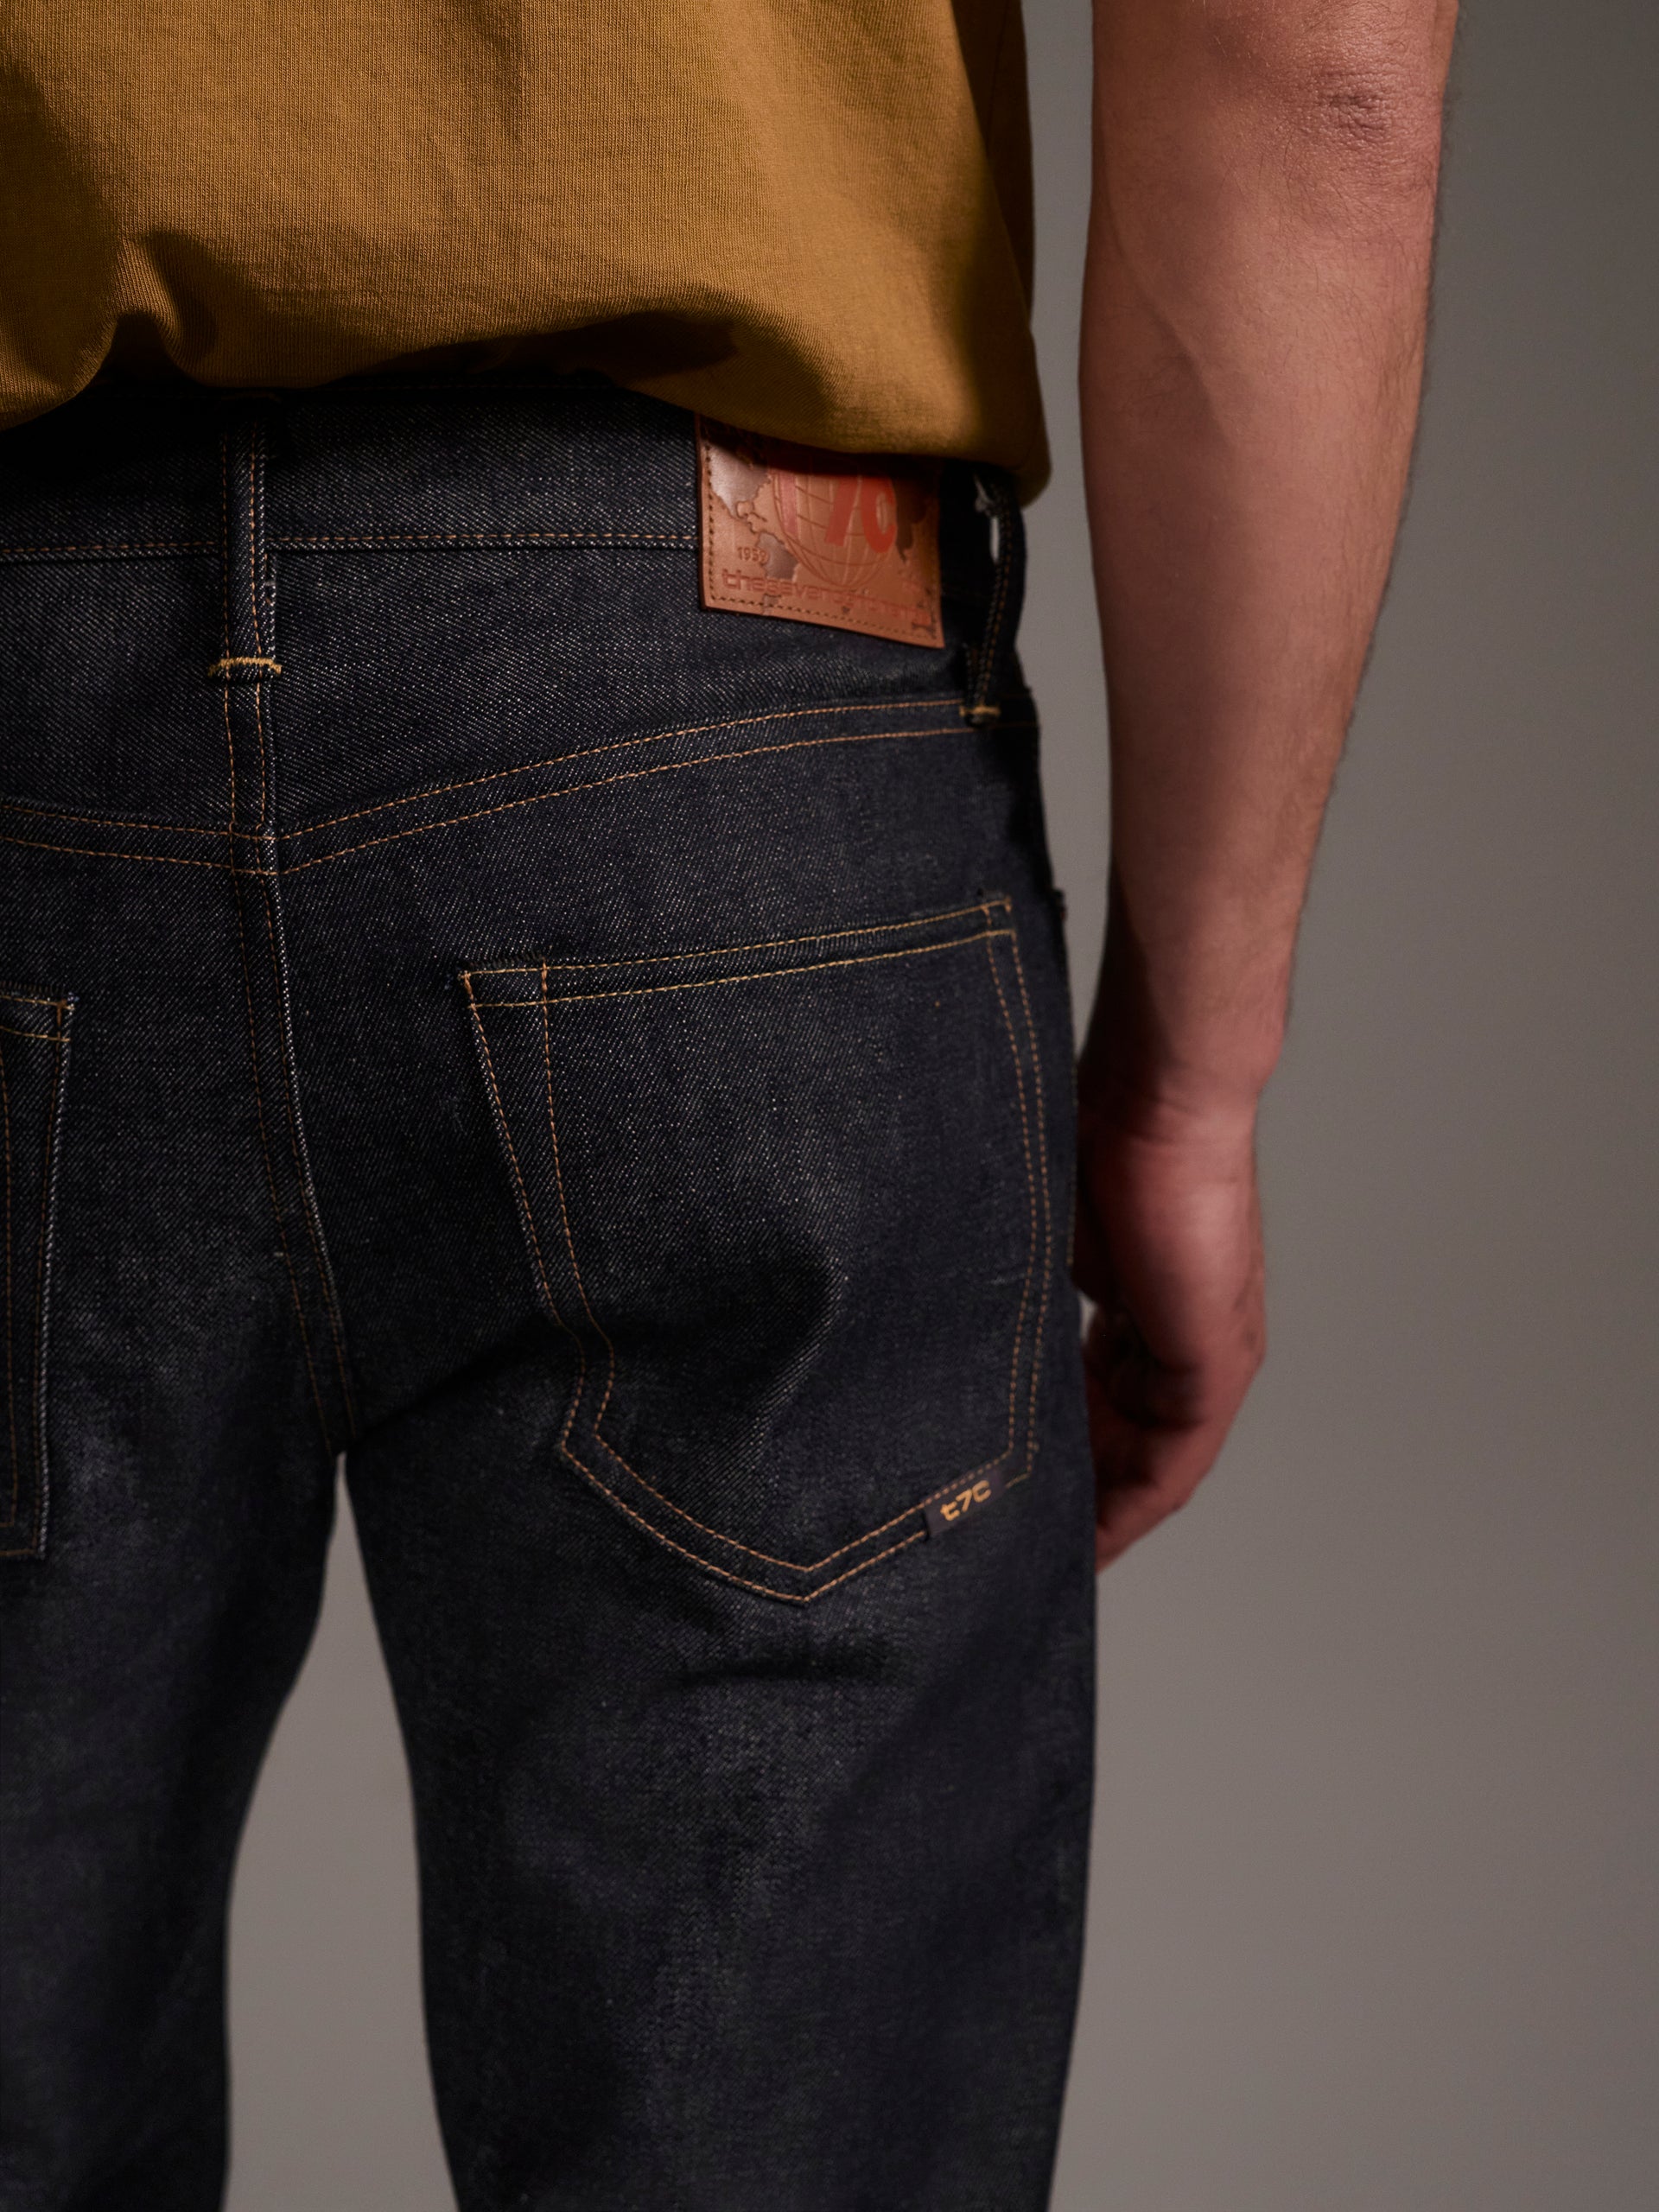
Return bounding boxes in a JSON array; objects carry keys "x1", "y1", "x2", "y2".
[{"x1": 697, "y1": 418, "x2": 944, "y2": 649}]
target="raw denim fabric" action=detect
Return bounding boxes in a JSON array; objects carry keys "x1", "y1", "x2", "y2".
[{"x1": 0, "y1": 378, "x2": 1096, "y2": 2211}]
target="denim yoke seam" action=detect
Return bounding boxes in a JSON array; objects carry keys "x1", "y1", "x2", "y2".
[
  {"x1": 283, "y1": 715, "x2": 1034, "y2": 875},
  {"x1": 218, "y1": 413, "x2": 356, "y2": 1450},
  {"x1": 292, "y1": 695, "x2": 958, "y2": 837},
  {"x1": 0, "y1": 838, "x2": 241, "y2": 870},
  {"x1": 0, "y1": 804, "x2": 231, "y2": 837},
  {"x1": 0, "y1": 541, "x2": 216, "y2": 559},
  {"x1": 461, "y1": 901, "x2": 1053, "y2": 1599},
  {"x1": 0, "y1": 706, "x2": 1027, "y2": 870},
  {"x1": 0, "y1": 698, "x2": 957, "y2": 851},
  {"x1": 0, "y1": 996, "x2": 73, "y2": 1555}
]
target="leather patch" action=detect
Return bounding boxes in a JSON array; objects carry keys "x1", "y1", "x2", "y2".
[{"x1": 697, "y1": 417, "x2": 944, "y2": 649}]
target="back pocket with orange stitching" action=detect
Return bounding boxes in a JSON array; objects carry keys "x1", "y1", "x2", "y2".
[
  {"x1": 461, "y1": 898, "x2": 1051, "y2": 1602},
  {"x1": 0, "y1": 985, "x2": 73, "y2": 1560}
]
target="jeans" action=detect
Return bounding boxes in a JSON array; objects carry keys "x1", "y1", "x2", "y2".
[{"x1": 0, "y1": 378, "x2": 1096, "y2": 2210}]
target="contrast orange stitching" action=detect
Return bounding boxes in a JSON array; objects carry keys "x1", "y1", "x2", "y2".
[
  {"x1": 286, "y1": 718, "x2": 1026, "y2": 874},
  {"x1": 0, "y1": 540, "x2": 213, "y2": 557},
  {"x1": 587, "y1": 1421, "x2": 1008, "y2": 1573},
  {"x1": 247, "y1": 438, "x2": 262, "y2": 658},
  {"x1": 220, "y1": 435, "x2": 237, "y2": 831},
  {"x1": 0, "y1": 800, "x2": 228, "y2": 838},
  {"x1": 556, "y1": 1438, "x2": 929, "y2": 1602},
  {"x1": 461, "y1": 980, "x2": 566, "y2": 1333},
  {"x1": 467, "y1": 943, "x2": 1001, "y2": 1565},
  {"x1": 469, "y1": 898, "x2": 1011, "y2": 980},
  {"x1": 0, "y1": 1024, "x2": 62, "y2": 1043},
  {"x1": 0, "y1": 835, "x2": 239, "y2": 870},
  {"x1": 251, "y1": 682, "x2": 270, "y2": 831},
  {"x1": 472, "y1": 930, "x2": 1006, "y2": 1010},
  {"x1": 216, "y1": 496, "x2": 326, "y2": 1438},
  {"x1": 247, "y1": 433, "x2": 270, "y2": 830},
  {"x1": 222, "y1": 685, "x2": 237, "y2": 830},
  {"x1": 469, "y1": 905, "x2": 1035, "y2": 1578},
  {"x1": 536, "y1": 969, "x2": 602, "y2": 1458},
  {"x1": 27, "y1": 1026, "x2": 64, "y2": 1530},
  {"x1": 207, "y1": 656, "x2": 283, "y2": 677},
  {"x1": 1005, "y1": 933, "x2": 1054, "y2": 1478},
  {"x1": 697, "y1": 430, "x2": 718, "y2": 606},
  {"x1": 1, "y1": 1043, "x2": 16, "y2": 1522},
  {"x1": 526, "y1": 965, "x2": 950, "y2": 1574},
  {"x1": 0, "y1": 720, "x2": 1028, "y2": 869},
  {"x1": 274, "y1": 529, "x2": 695, "y2": 550},
  {"x1": 982, "y1": 934, "x2": 1041, "y2": 1465},
  {"x1": 17, "y1": 1026, "x2": 68, "y2": 1548},
  {"x1": 292, "y1": 696, "x2": 960, "y2": 836},
  {"x1": 0, "y1": 994, "x2": 71, "y2": 1009},
  {"x1": 219, "y1": 434, "x2": 233, "y2": 667}
]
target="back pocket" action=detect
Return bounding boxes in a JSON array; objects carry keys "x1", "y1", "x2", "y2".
[
  {"x1": 461, "y1": 897, "x2": 1052, "y2": 1602},
  {"x1": 0, "y1": 986, "x2": 74, "y2": 1560}
]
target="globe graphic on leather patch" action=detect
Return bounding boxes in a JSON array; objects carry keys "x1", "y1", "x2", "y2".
[
  {"x1": 697, "y1": 417, "x2": 944, "y2": 648},
  {"x1": 771, "y1": 468, "x2": 898, "y2": 594}
]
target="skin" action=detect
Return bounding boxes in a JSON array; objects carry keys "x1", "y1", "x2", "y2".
[{"x1": 1077, "y1": 0, "x2": 1459, "y2": 1567}]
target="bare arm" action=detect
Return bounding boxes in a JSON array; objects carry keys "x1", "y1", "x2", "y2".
[{"x1": 1076, "y1": 0, "x2": 1456, "y2": 1565}]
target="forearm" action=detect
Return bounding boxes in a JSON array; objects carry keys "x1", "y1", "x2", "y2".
[{"x1": 1081, "y1": 0, "x2": 1456, "y2": 1122}]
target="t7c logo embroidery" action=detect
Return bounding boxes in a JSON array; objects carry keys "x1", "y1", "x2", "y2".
[
  {"x1": 942, "y1": 1480, "x2": 994, "y2": 1522},
  {"x1": 924, "y1": 1465, "x2": 1009, "y2": 1539}
]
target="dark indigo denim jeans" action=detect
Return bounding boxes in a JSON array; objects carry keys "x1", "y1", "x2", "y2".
[{"x1": 0, "y1": 378, "x2": 1096, "y2": 2211}]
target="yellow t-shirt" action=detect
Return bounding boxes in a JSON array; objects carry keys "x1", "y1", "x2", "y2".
[{"x1": 0, "y1": 1, "x2": 1047, "y2": 494}]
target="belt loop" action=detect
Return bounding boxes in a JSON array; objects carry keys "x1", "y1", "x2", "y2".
[
  {"x1": 213, "y1": 397, "x2": 281, "y2": 831},
  {"x1": 962, "y1": 468, "x2": 1026, "y2": 727},
  {"x1": 209, "y1": 397, "x2": 282, "y2": 705}
]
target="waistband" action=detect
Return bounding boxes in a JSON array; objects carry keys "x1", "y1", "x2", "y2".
[{"x1": 0, "y1": 374, "x2": 1005, "y2": 605}]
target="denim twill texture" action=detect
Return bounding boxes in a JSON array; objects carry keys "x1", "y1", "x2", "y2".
[{"x1": 0, "y1": 380, "x2": 1096, "y2": 2211}]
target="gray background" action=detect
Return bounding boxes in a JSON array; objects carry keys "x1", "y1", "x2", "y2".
[{"x1": 224, "y1": 3, "x2": 1658, "y2": 2203}]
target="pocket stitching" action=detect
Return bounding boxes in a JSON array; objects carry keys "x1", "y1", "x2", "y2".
[
  {"x1": 462, "y1": 899, "x2": 1052, "y2": 1597},
  {"x1": 0, "y1": 992, "x2": 73, "y2": 1556},
  {"x1": 535, "y1": 913, "x2": 1030, "y2": 1568},
  {"x1": 467, "y1": 925, "x2": 1012, "y2": 1012},
  {"x1": 464, "y1": 898, "x2": 1004, "y2": 984},
  {"x1": 980, "y1": 930, "x2": 1040, "y2": 1481},
  {"x1": 1007, "y1": 933, "x2": 1053, "y2": 1484}
]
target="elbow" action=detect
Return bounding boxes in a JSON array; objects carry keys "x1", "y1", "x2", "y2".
[
  {"x1": 1293, "y1": 51, "x2": 1451, "y2": 190},
  {"x1": 1204, "y1": 2, "x2": 1457, "y2": 192}
]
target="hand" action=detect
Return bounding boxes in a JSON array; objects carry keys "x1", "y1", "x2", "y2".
[{"x1": 1072, "y1": 1073, "x2": 1266, "y2": 1569}]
